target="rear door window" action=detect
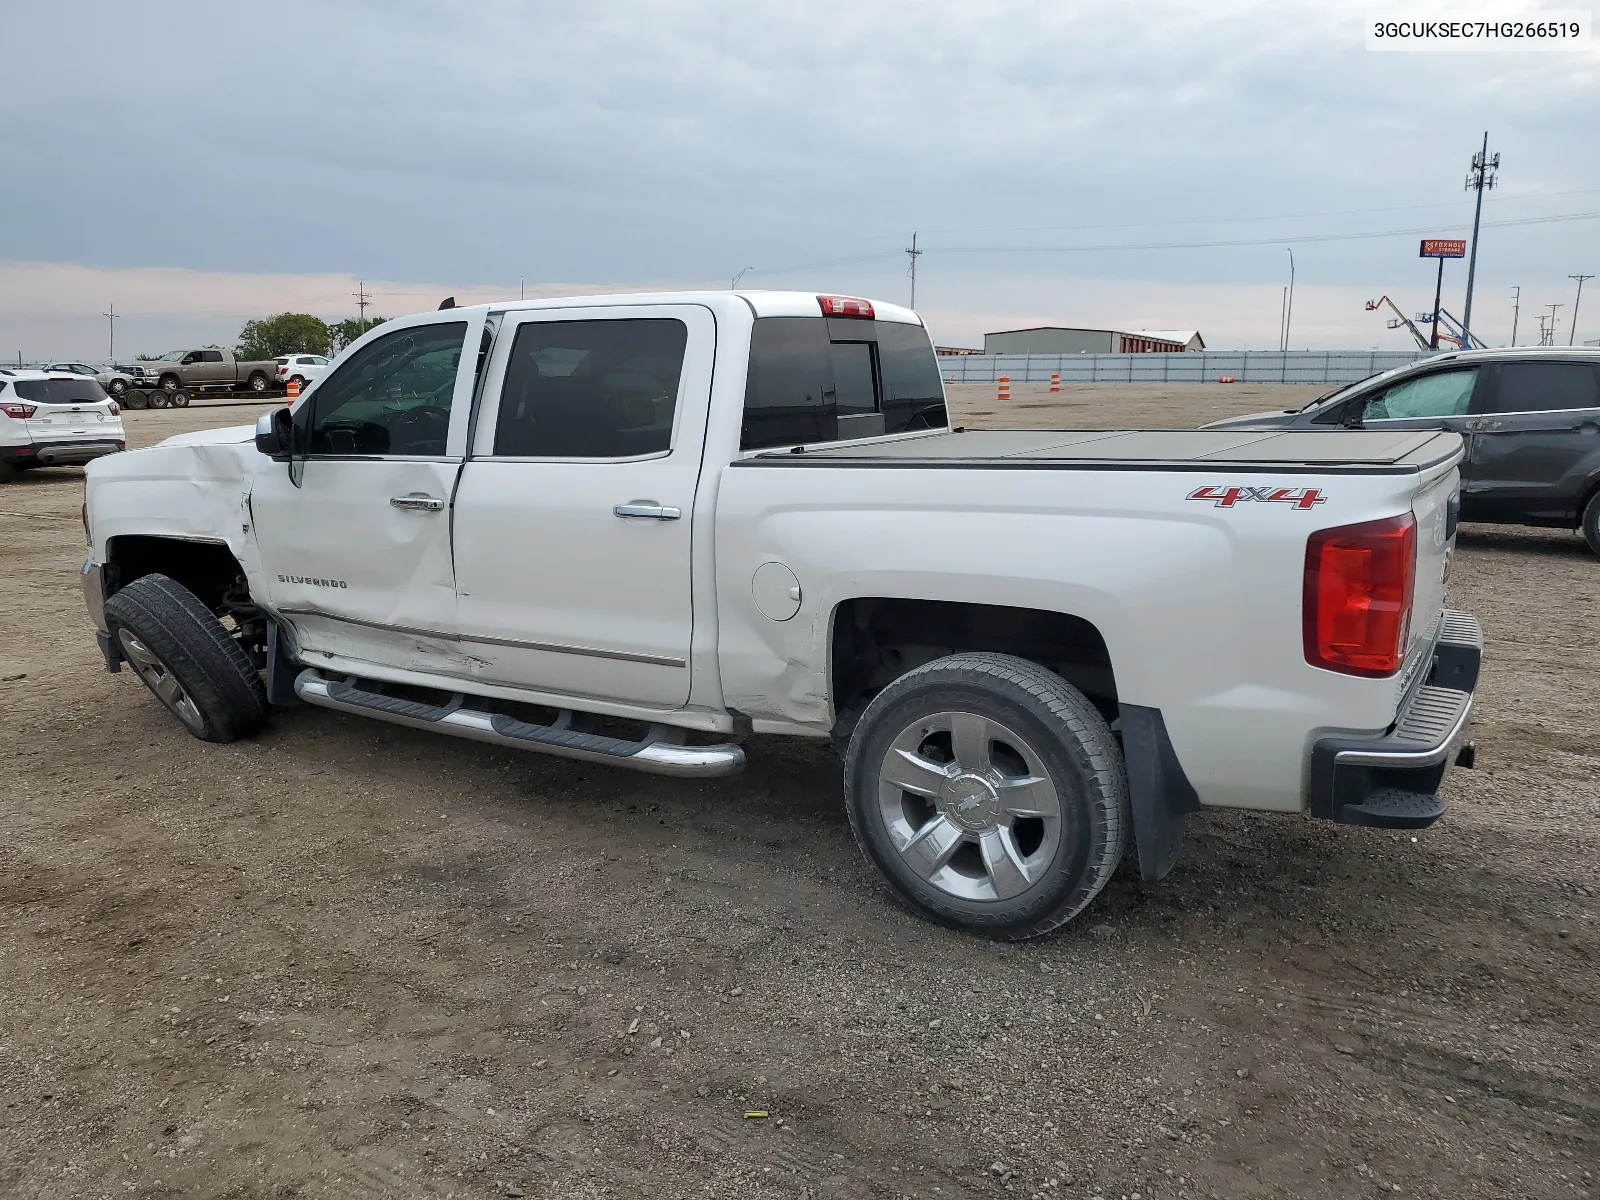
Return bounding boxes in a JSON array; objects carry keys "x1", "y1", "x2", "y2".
[
  {"x1": 1361, "y1": 369, "x2": 1478, "y2": 421},
  {"x1": 1483, "y1": 362, "x2": 1600, "y2": 414},
  {"x1": 741, "y1": 316, "x2": 946, "y2": 450},
  {"x1": 493, "y1": 318, "x2": 687, "y2": 458},
  {"x1": 199, "y1": 350, "x2": 225, "y2": 363}
]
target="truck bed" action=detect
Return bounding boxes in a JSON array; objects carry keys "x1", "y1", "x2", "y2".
[{"x1": 755, "y1": 428, "x2": 1461, "y2": 471}]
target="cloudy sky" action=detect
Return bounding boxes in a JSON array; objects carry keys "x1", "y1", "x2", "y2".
[{"x1": 2, "y1": 0, "x2": 1597, "y2": 359}]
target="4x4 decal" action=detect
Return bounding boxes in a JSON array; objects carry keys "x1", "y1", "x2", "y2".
[{"x1": 1187, "y1": 485, "x2": 1327, "y2": 510}]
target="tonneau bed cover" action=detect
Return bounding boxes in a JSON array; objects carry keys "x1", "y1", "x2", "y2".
[{"x1": 750, "y1": 428, "x2": 1462, "y2": 472}]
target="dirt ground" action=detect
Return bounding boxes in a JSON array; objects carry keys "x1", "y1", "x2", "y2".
[{"x1": 1, "y1": 386, "x2": 1595, "y2": 1200}]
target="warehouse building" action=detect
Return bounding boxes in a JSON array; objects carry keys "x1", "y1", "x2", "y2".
[{"x1": 982, "y1": 327, "x2": 1205, "y2": 354}]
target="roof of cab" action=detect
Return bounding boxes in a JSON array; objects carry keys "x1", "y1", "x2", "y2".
[{"x1": 453, "y1": 290, "x2": 924, "y2": 326}]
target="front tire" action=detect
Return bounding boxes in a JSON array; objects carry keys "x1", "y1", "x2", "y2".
[
  {"x1": 1582, "y1": 491, "x2": 1600, "y2": 557},
  {"x1": 103, "y1": 573, "x2": 268, "y2": 743},
  {"x1": 108, "y1": 378, "x2": 128, "y2": 397},
  {"x1": 844, "y1": 652, "x2": 1128, "y2": 940},
  {"x1": 160, "y1": 374, "x2": 180, "y2": 395}
]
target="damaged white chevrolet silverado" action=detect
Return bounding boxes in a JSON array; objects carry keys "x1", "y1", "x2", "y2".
[{"x1": 80, "y1": 291, "x2": 1482, "y2": 938}]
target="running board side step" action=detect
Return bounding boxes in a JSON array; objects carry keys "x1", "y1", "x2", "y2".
[{"x1": 293, "y1": 669, "x2": 745, "y2": 778}]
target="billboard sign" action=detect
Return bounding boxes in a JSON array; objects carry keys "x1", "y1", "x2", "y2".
[{"x1": 1419, "y1": 238, "x2": 1467, "y2": 258}]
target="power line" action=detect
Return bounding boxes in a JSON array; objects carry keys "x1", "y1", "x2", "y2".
[{"x1": 928, "y1": 209, "x2": 1600, "y2": 255}]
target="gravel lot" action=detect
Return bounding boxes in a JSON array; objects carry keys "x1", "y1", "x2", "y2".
[{"x1": 1, "y1": 386, "x2": 1594, "y2": 1200}]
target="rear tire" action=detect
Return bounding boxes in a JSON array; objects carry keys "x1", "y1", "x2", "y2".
[
  {"x1": 843, "y1": 652, "x2": 1128, "y2": 940},
  {"x1": 103, "y1": 573, "x2": 268, "y2": 743},
  {"x1": 0, "y1": 461, "x2": 14, "y2": 484},
  {"x1": 1582, "y1": 491, "x2": 1600, "y2": 557},
  {"x1": 148, "y1": 391, "x2": 170, "y2": 409},
  {"x1": 171, "y1": 390, "x2": 191, "y2": 408},
  {"x1": 247, "y1": 372, "x2": 268, "y2": 394},
  {"x1": 124, "y1": 391, "x2": 149, "y2": 410}
]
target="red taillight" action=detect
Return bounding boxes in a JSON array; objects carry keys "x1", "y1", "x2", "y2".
[
  {"x1": 1, "y1": 401, "x2": 37, "y2": 418},
  {"x1": 108, "y1": 401, "x2": 120, "y2": 415},
  {"x1": 817, "y1": 295, "x2": 874, "y2": 319},
  {"x1": 1303, "y1": 514, "x2": 1416, "y2": 677}
]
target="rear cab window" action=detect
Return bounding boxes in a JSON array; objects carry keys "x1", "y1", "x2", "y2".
[{"x1": 740, "y1": 307, "x2": 947, "y2": 451}]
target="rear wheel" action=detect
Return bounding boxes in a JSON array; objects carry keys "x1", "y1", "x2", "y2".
[
  {"x1": 147, "y1": 391, "x2": 170, "y2": 409},
  {"x1": 103, "y1": 573, "x2": 268, "y2": 743},
  {"x1": 247, "y1": 372, "x2": 268, "y2": 393},
  {"x1": 1582, "y1": 491, "x2": 1600, "y2": 557},
  {"x1": 171, "y1": 390, "x2": 191, "y2": 408},
  {"x1": 843, "y1": 652, "x2": 1128, "y2": 940},
  {"x1": 124, "y1": 391, "x2": 149, "y2": 410}
]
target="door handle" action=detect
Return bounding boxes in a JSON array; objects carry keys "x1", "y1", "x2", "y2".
[
  {"x1": 390, "y1": 493, "x2": 445, "y2": 512},
  {"x1": 613, "y1": 503, "x2": 682, "y2": 521}
]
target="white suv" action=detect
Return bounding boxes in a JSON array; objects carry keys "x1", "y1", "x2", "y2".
[
  {"x1": 274, "y1": 354, "x2": 330, "y2": 388},
  {"x1": 0, "y1": 369, "x2": 125, "y2": 483}
]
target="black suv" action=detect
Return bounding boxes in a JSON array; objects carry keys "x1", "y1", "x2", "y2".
[{"x1": 1206, "y1": 348, "x2": 1600, "y2": 554}]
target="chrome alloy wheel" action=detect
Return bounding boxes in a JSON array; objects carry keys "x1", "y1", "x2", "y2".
[
  {"x1": 117, "y1": 627, "x2": 205, "y2": 734},
  {"x1": 876, "y1": 711, "x2": 1063, "y2": 902}
]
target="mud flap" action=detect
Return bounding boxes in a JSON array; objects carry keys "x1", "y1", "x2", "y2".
[
  {"x1": 265, "y1": 621, "x2": 302, "y2": 707},
  {"x1": 1119, "y1": 704, "x2": 1201, "y2": 883}
]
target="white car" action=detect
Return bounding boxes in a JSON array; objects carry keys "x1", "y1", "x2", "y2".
[
  {"x1": 45, "y1": 361, "x2": 135, "y2": 397},
  {"x1": 274, "y1": 354, "x2": 330, "y2": 388},
  {"x1": 79, "y1": 291, "x2": 1480, "y2": 938},
  {"x1": 0, "y1": 369, "x2": 125, "y2": 483}
]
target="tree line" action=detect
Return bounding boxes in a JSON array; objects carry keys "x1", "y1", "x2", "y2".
[{"x1": 234, "y1": 313, "x2": 387, "y2": 360}]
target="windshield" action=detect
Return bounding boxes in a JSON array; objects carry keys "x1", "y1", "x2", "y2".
[
  {"x1": 1293, "y1": 365, "x2": 1420, "y2": 412},
  {"x1": 14, "y1": 378, "x2": 110, "y2": 404},
  {"x1": 156, "y1": 350, "x2": 188, "y2": 362}
]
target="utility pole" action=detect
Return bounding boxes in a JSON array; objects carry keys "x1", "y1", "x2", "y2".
[
  {"x1": 1461, "y1": 132, "x2": 1499, "y2": 344},
  {"x1": 353, "y1": 280, "x2": 371, "y2": 321},
  {"x1": 102, "y1": 302, "x2": 119, "y2": 362},
  {"x1": 904, "y1": 231, "x2": 923, "y2": 310},
  {"x1": 1568, "y1": 274, "x2": 1593, "y2": 346},
  {"x1": 1509, "y1": 286, "x2": 1520, "y2": 346},
  {"x1": 1543, "y1": 304, "x2": 1563, "y2": 346},
  {"x1": 520, "y1": 275, "x2": 525, "y2": 301},
  {"x1": 1283, "y1": 248, "x2": 1296, "y2": 351}
]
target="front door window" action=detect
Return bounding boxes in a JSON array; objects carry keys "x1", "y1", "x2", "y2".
[
  {"x1": 1362, "y1": 368, "x2": 1478, "y2": 421},
  {"x1": 302, "y1": 322, "x2": 467, "y2": 457}
]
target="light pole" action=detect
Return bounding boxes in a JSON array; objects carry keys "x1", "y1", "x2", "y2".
[
  {"x1": 1569, "y1": 274, "x2": 1593, "y2": 346},
  {"x1": 731, "y1": 267, "x2": 754, "y2": 290},
  {"x1": 1509, "y1": 286, "x2": 1520, "y2": 346},
  {"x1": 1281, "y1": 248, "x2": 1295, "y2": 351}
]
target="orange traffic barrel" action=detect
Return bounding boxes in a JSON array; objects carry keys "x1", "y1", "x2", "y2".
[
  {"x1": 997, "y1": 375, "x2": 1011, "y2": 401},
  {"x1": 285, "y1": 378, "x2": 301, "y2": 404},
  {"x1": 1049, "y1": 372, "x2": 1061, "y2": 393}
]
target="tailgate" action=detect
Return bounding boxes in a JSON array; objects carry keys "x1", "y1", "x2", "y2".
[
  {"x1": 1407, "y1": 459, "x2": 1460, "y2": 666},
  {"x1": 26, "y1": 404, "x2": 113, "y2": 436}
]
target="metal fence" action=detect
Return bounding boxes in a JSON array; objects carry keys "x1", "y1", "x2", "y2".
[{"x1": 937, "y1": 350, "x2": 1426, "y2": 385}]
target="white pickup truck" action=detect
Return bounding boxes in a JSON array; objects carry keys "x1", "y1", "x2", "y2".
[{"x1": 80, "y1": 291, "x2": 1482, "y2": 939}]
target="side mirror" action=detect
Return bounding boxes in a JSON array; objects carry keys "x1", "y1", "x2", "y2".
[{"x1": 255, "y1": 408, "x2": 294, "y2": 459}]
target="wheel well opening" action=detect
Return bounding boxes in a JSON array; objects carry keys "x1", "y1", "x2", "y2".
[
  {"x1": 106, "y1": 536, "x2": 244, "y2": 614},
  {"x1": 830, "y1": 597, "x2": 1117, "y2": 741}
]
